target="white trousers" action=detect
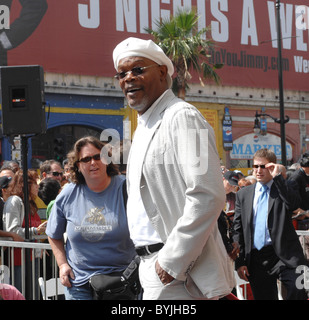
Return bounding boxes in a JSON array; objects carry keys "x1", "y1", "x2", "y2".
[{"x1": 139, "y1": 252, "x2": 218, "y2": 300}]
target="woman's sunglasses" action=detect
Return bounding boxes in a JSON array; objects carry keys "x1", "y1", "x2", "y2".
[{"x1": 78, "y1": 153, "x2": 101, "y2": 163}]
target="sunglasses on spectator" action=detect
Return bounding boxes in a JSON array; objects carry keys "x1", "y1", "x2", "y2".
[
  {"x1": 252, "y1": 164, "x2": 267, "y2": 169},
  {"x1": 78, "y1": 153, "x2": 101, "y2": 163},
  {"x1": 48, "y1": 171, "x2": 63, "y2": 177},
  {"x1": 114, "y1": 64, "x2": 159, "y2": 80}
]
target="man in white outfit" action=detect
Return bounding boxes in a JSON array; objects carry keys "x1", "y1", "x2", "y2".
[{"x1": 113, "y1": 37, "x2": 234, "y2": 300}]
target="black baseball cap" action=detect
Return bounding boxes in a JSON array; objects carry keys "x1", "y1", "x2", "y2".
[{"x1": 223, "y1": 171, "x2": 239, "y2": 186}]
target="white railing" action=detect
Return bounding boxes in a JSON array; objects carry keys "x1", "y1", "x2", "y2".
[{"x1": 0, "y1": 237, "x2": 63, "y2": 300}]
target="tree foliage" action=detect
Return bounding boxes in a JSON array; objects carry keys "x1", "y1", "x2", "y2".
[{"x1": 146, "y1": 10, "x2": 223, "y2": 99}]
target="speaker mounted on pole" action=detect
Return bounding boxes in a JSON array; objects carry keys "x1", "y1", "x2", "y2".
[{"x1": 0, "y1": 65, "x2": 46, "y2": 136}]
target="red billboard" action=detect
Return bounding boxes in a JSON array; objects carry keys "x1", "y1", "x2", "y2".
[{"x1": 4, "y1": 0, "x2": 309, "y2": 91}]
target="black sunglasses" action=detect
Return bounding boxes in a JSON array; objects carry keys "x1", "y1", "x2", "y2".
[
  {"x1": 48, "y1": 171, "x2": 63, "y2": 177},
  {"x1": 78, "y1": 153, "x2": 101, "y2": 163},
  {"x1": 114, "y1": 64, "x2": 158, "y2": 80},
  {"x1": 252, "y1": 164, "x2": 266, "y2": 169}
]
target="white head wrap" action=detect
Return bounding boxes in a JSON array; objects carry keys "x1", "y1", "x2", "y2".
[{"x1": 113, "y1": 37, "x2": 174, "y2": 88}]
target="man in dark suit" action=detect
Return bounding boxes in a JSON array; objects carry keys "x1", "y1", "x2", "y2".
[{"x1": 233, "y1": 148, "x2": 308, "y2": 300}]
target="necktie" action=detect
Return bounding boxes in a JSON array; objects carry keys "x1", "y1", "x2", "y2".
[{"x1": 254, "y1": 185, "x2": 269, "y2": 250}]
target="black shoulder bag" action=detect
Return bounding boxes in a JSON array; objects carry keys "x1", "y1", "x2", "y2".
[{"x1": 89, "y1": 255, "x2": 141, "y2": 300}]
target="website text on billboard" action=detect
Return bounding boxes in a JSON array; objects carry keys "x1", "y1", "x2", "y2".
[
  {"x1": 209, "y1": 48, "x2": 290, "y2": 72},
  {"x1": 7, "y1": 0, "x2": 309, "y2": 91}
]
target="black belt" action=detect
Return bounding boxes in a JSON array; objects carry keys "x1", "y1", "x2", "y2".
[{"x1": 135, "y1": 243, "x2": 164, "y2": 256}]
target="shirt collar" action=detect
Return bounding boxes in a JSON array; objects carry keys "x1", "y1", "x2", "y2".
[
  {"x1": 137, "y1": 90, "x2": 169, "y2": 127},
  {"x1": 256, "y1": 180, "x2": 273, "y2": 191}
]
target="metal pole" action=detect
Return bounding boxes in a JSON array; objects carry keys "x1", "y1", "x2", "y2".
[
  {"x1": 21, "y1": 135, "x2": 32, "y2": 300},
  {"x1": 276, "y1": 0, "x2": 287, "y2": 166}
]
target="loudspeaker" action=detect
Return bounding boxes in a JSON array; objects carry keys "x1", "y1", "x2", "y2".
[{"x1": 0, "y1": 65, "x2": 46, "y2": 135}]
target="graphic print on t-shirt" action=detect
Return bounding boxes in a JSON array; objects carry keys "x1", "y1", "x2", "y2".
[{"x1": 74, "y1": 206, "x2": 117, "y2": 242}]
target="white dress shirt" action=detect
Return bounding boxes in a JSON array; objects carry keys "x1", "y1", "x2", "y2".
[{"x1": 126, "y1": 91, "x2": 169, "y2": 247}]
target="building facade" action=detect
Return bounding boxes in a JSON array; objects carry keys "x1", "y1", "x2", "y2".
[{"x1": 0, "y1": 0, "x2": 308, "y2": 171}]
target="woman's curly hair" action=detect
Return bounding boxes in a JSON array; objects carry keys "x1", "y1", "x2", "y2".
[{"x1": 67, "y1": 136, "x2": 119, "y2": 185}]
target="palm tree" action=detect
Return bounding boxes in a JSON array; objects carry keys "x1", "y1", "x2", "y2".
[{"x1": 146, "y1": 10, "x2": 223, "y2": 100}]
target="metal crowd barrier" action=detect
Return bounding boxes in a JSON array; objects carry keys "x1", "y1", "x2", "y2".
[
  {"x1": 0, "y1": 237, "x2": 63, "y2": 300},
  {"x1": 1, "y1": 231, "x2": 309, "y2": 300}
]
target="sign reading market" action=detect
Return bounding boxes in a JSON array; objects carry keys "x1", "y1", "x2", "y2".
[{"x1": 230, "y1": 133, "x2": 293, "y2": 160}]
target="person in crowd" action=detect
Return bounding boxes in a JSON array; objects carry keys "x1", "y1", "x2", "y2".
[
  {"x1": 46, "y1": 136, "x2": 137, "y2": 300},
  {"x1": 289, "y1": 153, "x2": 309, "y2": 257},
  {"x1": 38, "y1": 178, "x2": 62, "y2": 281},
  {"x1": 1, "y1": 160, "x2": 20, "y2": 173},
  {"x1": 234, "y1": 170, "x2": 245, "y2": 180},
  {"x1": 0, "y1": 176, "x2": 23, "y2": 241},
  {"x1": 238, "y1": 177, "x2": 253, "y2": 189},
  {"x1": 289, "y1": 153, "x2": 309, "y2": 221},
  {"x1": 233, "y1": 148, "x2": 308, "y2": 300},
  {"x1": 222, "y1": 170, "x2": 239, "y2": 218},
  {"x1": 223, "y1": 171, "x2": 240, "y2": 194},
  {"x1": 218, "y1": 171, "x2": 240, "y2": 261},
  {"x1": 113, "y1": 37, "x2": 234, "y2": 300},
  {"x1": 0, "y1": 283, "x2": 25, "y2": 300},
  {"x1": 2, "y1": 170, "x2": 47, "y2": 294},
  {"x1": 39, "y1": 160, "x2": 63, "y2": 183},
  {"x1": 62, "y1": 158, "x2": 72, "y2": 186},
  {"x1": 222, "y1": 171, "x2": 238, "y2": 218},
  {"x1": 221, "y1": 165, "x2": 228, "y2": 174},
  {"x1": 38, "y1": 178, "x2": 61, "y2": 220},
  {"x1": 245, "y1": 175, "x2": 257, "y2": 185},
  {"x1": 0, "y1": 167, "x2": 15, "y2": 179}
]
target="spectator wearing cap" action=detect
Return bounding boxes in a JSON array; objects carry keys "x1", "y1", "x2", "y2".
[
  {"x1": 223, "y1": 171, "x2": 240, "y2": 194},
  {"x1": 112, "y1": 37, "x2": 234, "y2": 300},
  {"x1": 223, "y1": 171, "x2": 239, "y2": 217},
  {"x1": 234, "y1": 170, "x2": 245, "y2": 180},
  {"x1": 218, "y1": 171, "x2": 240, "y2": 261}
]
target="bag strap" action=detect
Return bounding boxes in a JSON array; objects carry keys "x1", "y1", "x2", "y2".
[{"x1": 122, "y1": 180, "x2": 128, "y2": 210}]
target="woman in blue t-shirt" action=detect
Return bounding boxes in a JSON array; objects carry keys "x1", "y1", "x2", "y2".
[{"x1": 46, "y1": 136, "x2": 136, "y2": 300}]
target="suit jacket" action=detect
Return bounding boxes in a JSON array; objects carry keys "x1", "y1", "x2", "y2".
[
  {"x1": 233, "y1": 175, "x2": 307, "y2": 270},
  {"x1": 127, "y1": 89, "x2": 235, "y2": 299}
]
